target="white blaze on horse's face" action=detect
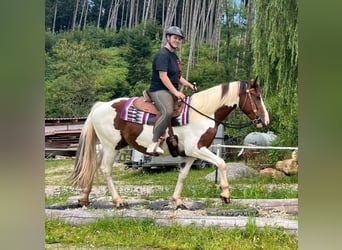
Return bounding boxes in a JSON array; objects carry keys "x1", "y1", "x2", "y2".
[
  {"x1": 260, "y1": 97, "x2": 270, "y2": 126},
  {"x1": 238, "y1": 80, "x2": 270, "y2": 128}
]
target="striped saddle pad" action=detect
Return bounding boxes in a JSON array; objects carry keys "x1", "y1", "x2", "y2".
[{"x1": 120, "y1": 96, "x2": 191, "y2": 126}]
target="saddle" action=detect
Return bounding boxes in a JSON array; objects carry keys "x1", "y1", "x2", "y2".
[
  {"x1": 133, "y1": 90, "x2": 186, "y2": 157},
  {"x1": 133, "y1": 90, "x2": 184, "y2": 118}
]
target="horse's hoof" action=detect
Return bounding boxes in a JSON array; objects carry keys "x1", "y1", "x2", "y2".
[
  {"x1": 78, "y1": 199, "x2": 89, "y2": 207},
  {"x1": 116, "y1": 202, "x2": 129, "y2": 209},
  {"x1": 176, "y1": 204, "x2": 188, "y2": 210},
  {"x1": 220, "y1": 195, "x2": 231, "y2": 204}
]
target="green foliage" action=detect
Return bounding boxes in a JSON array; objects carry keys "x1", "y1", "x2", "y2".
[
  {"x1": 93, "y1": 47, "x2": 130, "y2": 99},
  {"x1": 45, "y1": 38, "x2": 129, "y2": 117},
  {"x1": 124, "y1": 29, "x2": 152, "y2": 88},
  {"x1": 252, "y1": 0, "x2": 298, "y2": 146},
  {"x1": 45, "y1": 39, "x2": 99, "y2": 117},
  {"x1": 190, "y1": 55, "x2": 228, "y2": 89}
]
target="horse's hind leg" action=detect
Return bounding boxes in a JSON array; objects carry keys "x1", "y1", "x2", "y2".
[
  {"x1": 99, "y1": 147, "x2": 125, "y2": 207},
  {"x1": 78, "y1": 185, "x2": 93, "y2": 206}
]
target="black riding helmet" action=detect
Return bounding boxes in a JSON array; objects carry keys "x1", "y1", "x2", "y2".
[{"x1": 165, "y1": 26, "x2": 185, "y2": 39}]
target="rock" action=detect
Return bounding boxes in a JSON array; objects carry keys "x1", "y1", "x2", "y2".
[
  {"x1": 205, "y1": 162, "x2": 258, "y2": 181},
  {"x1": 243, "y1": 131, "x2": 277, "y2": 146},
  {"x1": 260, "y1": 168, "x2": 285, "y2": 178},
  {"x1": 275, "y1": 150, "x2": 298, "y2": 175}
]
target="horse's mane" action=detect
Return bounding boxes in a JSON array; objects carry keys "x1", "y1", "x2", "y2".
[{"x1": 190, "y1": 81, "x2": 241, "y2": 115}]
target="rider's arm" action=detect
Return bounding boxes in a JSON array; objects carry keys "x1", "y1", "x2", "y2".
[{"x1": 159, "y1": 71, "x2": 185, "y2": 99}]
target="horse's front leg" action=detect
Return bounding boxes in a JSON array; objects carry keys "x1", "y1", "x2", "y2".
[
  {"x1": 172, "y1": 158, "x2": 195, "y2": 209},
  {"x1": 217, "y1": 160, "x2": 230, "y2": 203},
  {"x1": 194, "y1": 147, "x2": 230, "y2": 203}
]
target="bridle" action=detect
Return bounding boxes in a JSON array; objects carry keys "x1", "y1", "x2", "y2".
[
  {"x1": 180, "y1": 82, "x2": 265, "y2": 129},
  {"x1": 240, "y1": 83, "x2": 265, "y2": 127}
]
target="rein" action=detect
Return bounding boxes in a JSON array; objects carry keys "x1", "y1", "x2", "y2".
[
  {"x1": 180, "y1": 98, "x2": 258, "y2": 130},
  {"x1": 180, "y1": 82, "x2": 263, "y2": 129}
]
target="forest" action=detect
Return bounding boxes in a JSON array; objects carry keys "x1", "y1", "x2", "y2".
[{"x1": 45, "y1": 0, "x2": 298, "y2": 146}]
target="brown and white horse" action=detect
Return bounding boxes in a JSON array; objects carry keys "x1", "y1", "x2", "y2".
[{"x1": 71, "y1": 78, "x2": 269, "y2": 208}]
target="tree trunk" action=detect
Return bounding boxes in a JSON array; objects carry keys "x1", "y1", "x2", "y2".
[
  {"x1": 97, "y1": 0, "x2": 103, "y2": 28},
  {"x1": 52, "y1": 0, "x2": 58, "y2": 33},
  {"x1": 143, "y1": 0, "x2": 152, "y2": 33},
  {"x1": 83, "y1": 0, "x2": 89, "y2": 29},
  {"x1": 161, "y1": 0, "x2": 179, "y2": 46},
  {"x1": 72, "y1": 0, "x2": 80, "y2": 31},
  {"x1": 185, "y1": 1, "x2": 201, "y2": 79},
  {"x1": 162, "y1": 0, "x2": 165, "y2": 26},
  {"x1": 214, "y1": 0, "x2": 222, "y2": 62},
  {"x1": 121, "y1": 0, "x2": 126, "y2": 28},
  {"x1": 134, "y1": 0, "x2": 140, "y2": 28},
  {"x1": 106, "y1": 0, "x2": 120, "y2": 31},
  {"x1": 128, "y1": 0, "x2": 135, "y2": 29},
  {"x1": 78, "y1": 0, "x2": 86, "y2": 29},
  {"x1": 106, "y1": 0, "x2": 114, "y2": 30}
]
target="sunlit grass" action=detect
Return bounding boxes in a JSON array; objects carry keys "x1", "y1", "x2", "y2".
[{"x1": 46, "y1": 217, "x2": 298, "y2": 250}]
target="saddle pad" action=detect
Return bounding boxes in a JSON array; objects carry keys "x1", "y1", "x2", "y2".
[{"x1": 120, "y1": 96, "x2": 191, "y2": 126}]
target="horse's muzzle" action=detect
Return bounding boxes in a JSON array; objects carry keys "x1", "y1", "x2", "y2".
[{"x1": 255, "y1": 117, "x2": 268, "y2": 128}]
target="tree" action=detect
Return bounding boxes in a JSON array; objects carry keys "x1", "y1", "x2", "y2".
[
  {"x1": 45, "y1": 39, "x2": 97, "y2": 116},
  {"x1": 252, "y1": 0, "x2": 298, "y2": 145},
  {"x1": 124, "y1": 29, "x2": 152, "y2": 94},
  {"x1": 72, "y1": 0, "x2": 80, "y2": 31}
]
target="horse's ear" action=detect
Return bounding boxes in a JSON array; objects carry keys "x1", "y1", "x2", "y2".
[{"x1": 251, "y1": 76, "x2": 258, "y2": 87}]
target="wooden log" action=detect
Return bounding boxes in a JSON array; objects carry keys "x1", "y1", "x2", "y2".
[
  {"x1": 45, "y1": 207, "x2": 298, "y2": 235},
  {"x1": 231, "y1": 198, "x2": 298, "y2": 214}
]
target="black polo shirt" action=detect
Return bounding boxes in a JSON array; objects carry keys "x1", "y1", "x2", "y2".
[{"x1": 150, "y1": 47, "x2": 182, "y2": 92}]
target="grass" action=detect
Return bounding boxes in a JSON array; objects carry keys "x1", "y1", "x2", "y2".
[
  {"x1": 45, "y1": 159, "x2": 298, "y2": 249},
  {"x1": 46, "y1": 217, "x2": 298, "y2": 250},
  {"x1": 45, "y1": 159, "x2": 298, "y2": 204}
]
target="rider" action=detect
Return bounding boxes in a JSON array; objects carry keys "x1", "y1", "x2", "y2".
[{"x1": 146, "y1": 26, "x2": 197, "y2": 154}]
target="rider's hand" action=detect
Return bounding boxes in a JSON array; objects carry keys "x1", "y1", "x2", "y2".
[
  {"x1": 190, "y1": 82, "x2": 197, "y2": 92},
  {"x1": 175, "y1": 90, "x2": 186, "y2": 101}
]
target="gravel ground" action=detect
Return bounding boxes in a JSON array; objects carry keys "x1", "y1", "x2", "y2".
[
  {"x1": 45, "y1": 163, "x2": 298, "y2": 234},
  {"x1": 45, "y1": 184, "x2": 298, "y2": 235}
]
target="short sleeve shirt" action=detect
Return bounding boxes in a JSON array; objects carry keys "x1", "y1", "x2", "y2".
[{"x1": 149, "y1": 47, "x2": 182, "y2": 92}]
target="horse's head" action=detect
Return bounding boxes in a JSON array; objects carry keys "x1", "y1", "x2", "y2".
[{"x1": 239, "y1": 77, "x2": 270, "y2": 128}]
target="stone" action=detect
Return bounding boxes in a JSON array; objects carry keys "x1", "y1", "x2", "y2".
[
  {"x1": 205, "y1": 162, "x2": 258, "y2": 181},
  {"x1": 275, "y1": 150, "x2": 298, "y2": 175},
  {"x1": 260, "y1": 168, "x2": 285, "y2": 178}
]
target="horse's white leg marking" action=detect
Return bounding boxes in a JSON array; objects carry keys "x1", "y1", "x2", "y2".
[
  {"x1": 78, "y1": 145, "x2": 104, "y2": 205},
  {"x1": 190, "y1": 147, "x2": 230, "y2": 202},
  {"x1": 172, "y1": 158, "x2": 196, "y2": 207},
  {"x1": 99, "y1": 148, "x2": 124, "y2": 207},
  {"x1": 79, "y1": 185, "x2": 92, "y2": 206}
]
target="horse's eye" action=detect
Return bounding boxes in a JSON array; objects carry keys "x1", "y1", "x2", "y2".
[{"x1": 256, "y1": 96, "x2": 261, "y2": 101}]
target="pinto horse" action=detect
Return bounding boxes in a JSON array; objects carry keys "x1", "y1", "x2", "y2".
[{"x1": 71, "y1": 78, "x2": 269, "y2": 208}]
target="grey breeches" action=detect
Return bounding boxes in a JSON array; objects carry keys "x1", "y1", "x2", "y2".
[{"x1": 149, "y1": 90, "x2": 174, "y2": 142}]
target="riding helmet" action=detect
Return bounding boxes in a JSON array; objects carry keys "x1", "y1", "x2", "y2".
[{"x1": 165, "y1": 26, "x2": 185, "y2": 39}]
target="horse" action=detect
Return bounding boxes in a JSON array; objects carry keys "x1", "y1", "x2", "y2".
[{"x1": 71, "y1": 78, "x2": 270, "y2": 208}]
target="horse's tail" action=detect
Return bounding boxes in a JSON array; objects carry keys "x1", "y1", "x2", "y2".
[{"x1": 71, "y1": 102, "x2": 103, "y2": 189}]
